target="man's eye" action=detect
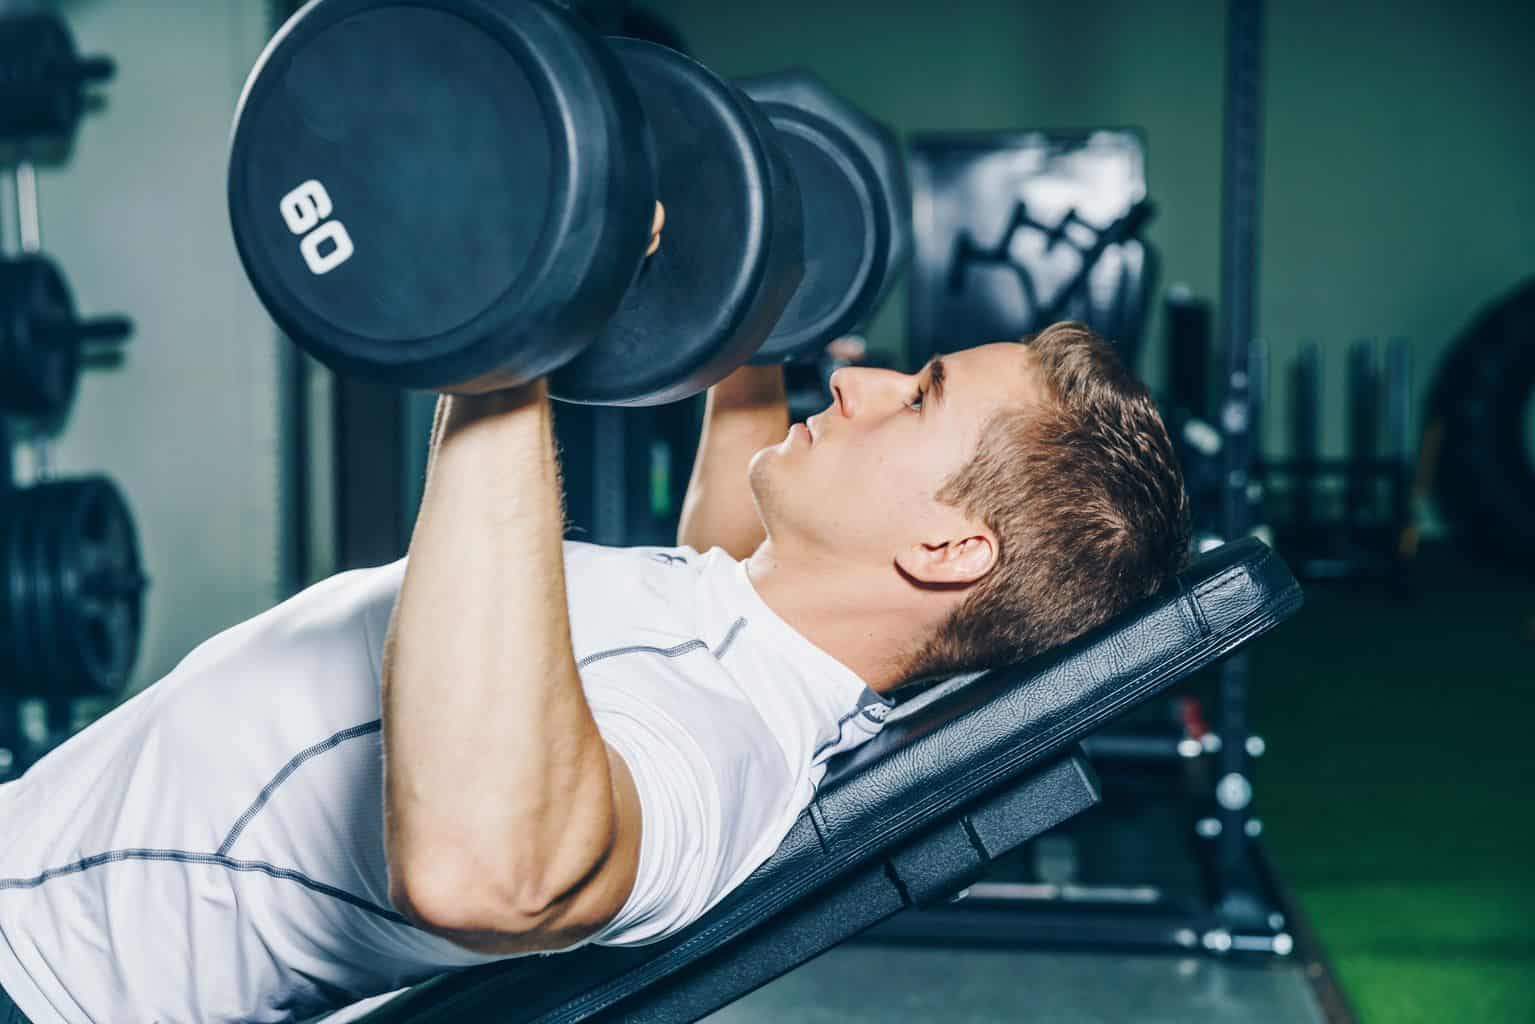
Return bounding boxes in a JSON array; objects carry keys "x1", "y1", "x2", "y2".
[{"x1": 906, "y1": 386, "x2": 926, "y2": 412}]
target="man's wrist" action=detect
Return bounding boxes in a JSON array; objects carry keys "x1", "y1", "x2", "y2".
[
  {"x1": 707, "y1": 364, "x2": 786, "y2": 409},
  {"x1": 441, "y1": 380, "x2": 549, "y2": 438}
]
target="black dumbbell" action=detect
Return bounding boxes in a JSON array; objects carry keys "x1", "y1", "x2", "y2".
[
  {"x1": 0, "y1": 13, "x2": 115, "y2": 146},
  {"x1": 229, "y1": 0, "x2": 805, "y2": 403},
  {"x1": 737, "y1": 70, "x2": 911, "y2": 351},
  {"x1": 0, "y1": 256, "x2": 133, "y2": 420},
  {"x1": 228, "y1": 0, "x2": 905, "y2": 404}
]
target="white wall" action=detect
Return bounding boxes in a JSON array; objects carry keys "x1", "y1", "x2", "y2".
[{"x1": 5, "y1": 0, "x2": 281, "y2": 690}]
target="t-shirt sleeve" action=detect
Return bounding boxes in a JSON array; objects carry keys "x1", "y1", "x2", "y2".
[{"x1": 580, "y1": 658, "x2": 794, "y2": 948}]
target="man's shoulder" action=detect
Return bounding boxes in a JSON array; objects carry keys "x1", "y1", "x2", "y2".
[{"x1": 564, "y1": 539, "x2": 734, "y2": 572}]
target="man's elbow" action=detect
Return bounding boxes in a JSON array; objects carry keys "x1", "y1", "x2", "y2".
[
  {"x1": 389, "y1": 853, "x2": 546, "y2": 939},
  {"x1": 388, "y1": 840, "x2": 615, "y2": 946}
]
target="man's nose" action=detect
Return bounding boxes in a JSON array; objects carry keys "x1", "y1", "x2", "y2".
[{"x1": 828, "y1": 367, "x2": 912, "y2": 420}]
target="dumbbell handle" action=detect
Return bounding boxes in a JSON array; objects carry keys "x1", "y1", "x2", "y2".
[
  {"x1": 34, "y1": 316, "x2": 134, "y2": 369},
  {"x1": 38, "y1": 316, "x2": 133, "y2": 347},
  {"x1": 71, "y1": 315, "x2": 133, "y2": 344},
  {"x1": 83, "y1": 568, "x2": 149, "y2": 600},
  {"x1": 68, "y1": 56, "x2": 116, "y2": 84}
]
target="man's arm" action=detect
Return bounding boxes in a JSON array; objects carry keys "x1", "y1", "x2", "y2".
[
  {"x1": 382, "y1": 384, "x2": 642, "y2": 954},
  {"x1": 677, "y1": 364, "x2": 787, "y2": 558}
]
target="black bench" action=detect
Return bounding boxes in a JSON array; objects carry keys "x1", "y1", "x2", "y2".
[{"x1": 355, "y1": 537, "x2": 1301, "y2": 1023}]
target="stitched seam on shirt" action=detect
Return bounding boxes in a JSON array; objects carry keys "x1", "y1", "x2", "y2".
[
  {"x1": 711, "y1": 618, "x2": 748, "y2": 661},
  {"x1": 810, "y1": 707, "x2": 863, "y2": 762},
  {"x1": 217, "y1": 720, "x2": 383, "y2": 856},
  {"x1": 810, "y1": 694, "x2": 890, "y2": 762},
  {"x1": 0, "y1": 849, "x2": 408, "y2": 925},
  {"x1": 577, "y1": 639, "x2": 709, "y2": 669}
]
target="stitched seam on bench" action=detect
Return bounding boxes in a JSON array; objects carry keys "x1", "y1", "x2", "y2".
[
  {"x1": 882, "y1": 861, "x2": 913, "y2": 908},
  {"x1": 960, "y1": 817, "x2": 991, "y2": 866},
  {"x1": 1179, "y1": 575, "x2": 1209, "y2": 638}
]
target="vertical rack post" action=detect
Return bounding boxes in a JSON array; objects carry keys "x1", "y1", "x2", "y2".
[{"x1": 1214, "y1": 0, "x2": 1268, "y2": 927}]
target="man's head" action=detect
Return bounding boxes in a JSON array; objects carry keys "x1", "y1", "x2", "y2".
[{"x1": 749, "y1": 322, "x2": 1190, "y2": 679}]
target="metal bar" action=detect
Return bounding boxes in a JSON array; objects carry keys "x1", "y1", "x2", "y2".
[
  {"x1": 1385, "y1": 338, "x2": 1411, "y2": 460},
  {"x1": 276, "y1": 343, "x2": 311, "y2": 595},
  {"x1": 964, "y1": 881, "x2": 1164, "y2": 905},
  {"x1": 1082, "y1": 732, "x2": 1201, "y2": 762},
  {"x1": 1214, "y1": 0, "x2": 1267, "y2": 929},
  {"x1": 1346, "y1": 339, "x2": 1380, "y2": 524},
  {"x1": 15, "y1": 161, "x2": 41, "y2": 253},
  {"x1": 334, "y1": 376, "x2": 407, "y2": 570},
  {"x1": 1385, "y1": 338, "x2": 1414, "y2": 580},
  {"x1": 591, "y1": 407, "x2": 627, "y2": 545}
]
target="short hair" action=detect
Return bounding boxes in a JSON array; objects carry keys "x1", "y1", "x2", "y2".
[{"x1": 906, "y1": 322, "x2": 1191, "y2": 678}]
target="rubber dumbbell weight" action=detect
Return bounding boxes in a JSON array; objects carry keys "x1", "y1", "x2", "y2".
[{"x1": 228, "y1": 0, "x2": 804, "y2": 403}]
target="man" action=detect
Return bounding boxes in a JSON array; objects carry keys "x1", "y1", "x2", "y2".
[{"x1": 0, "y1": 318, "x2": 1188, "y2": 1022}]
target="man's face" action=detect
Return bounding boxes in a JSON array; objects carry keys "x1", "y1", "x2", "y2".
[{"x1": 750, "y1": 342, "x2": 1047, "y2": 569}]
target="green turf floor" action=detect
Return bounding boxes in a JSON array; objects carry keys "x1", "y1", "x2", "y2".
[{"x1": 1249, "y1": 553, "x2": 1535, "y2": 1022}]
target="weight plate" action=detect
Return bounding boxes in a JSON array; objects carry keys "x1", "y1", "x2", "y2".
[
  {"x1": 57, "y1": 478, "x2": 144, "y2": 692},
  {"x1": 748, "y1": 103, "x2": 886, "y2": 362},
  {"x1": 0, "y1": 478, "x2": 145, "y2": 697},
  {"x1": 550, "y1": 39, "x2": 805, "y2": 405},
  {"x1": 229, "y1": 0, "x2": 655, "y2": 391},
  {"x1": 0, "y1": 256, "x2": 82, "y2": 418},
  {"x1": 0, "y1": 14, "x2": 86, "y2": 142},
  {"x1": 2, "y1": 488, "x2": 41, "y2": 690},
  {"x1": 737, "y1": 71, "x2": 911, "y2": 321},
  {"x1": 30, "y1": 484, "x2": 69, "y2": 688}
]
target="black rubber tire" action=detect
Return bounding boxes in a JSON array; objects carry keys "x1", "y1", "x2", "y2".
[{"x1": 1427, "y1": 277, "x2": 1535, "y2": 571}]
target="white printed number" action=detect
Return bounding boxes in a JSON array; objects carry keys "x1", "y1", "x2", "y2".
[{"x1": 279, "y1": 179, "x2": 354, "y2": 276}]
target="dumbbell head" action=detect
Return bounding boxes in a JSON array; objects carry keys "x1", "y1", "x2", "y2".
[
  {"x1": 738, "y1": 71, "x2": 912, "y2": 327},
  {"x1": 0, "y1": 256, "x2": 134, "y2": 420},
  {"x1": 230, "y1": 0, "x2": 807, "y2": 404},
  {"x1": 740, "y1": 99, "x2": 888, "y2": 363},
  {"x1": 228, "y1": 0, "x2": 657, "y2": 393},
  {"x1": 0, "y1": 13, "x2": 115, "y2": 145},
  {"x1": 548, "y1": 39, "x2": 804, "y2": 404}
]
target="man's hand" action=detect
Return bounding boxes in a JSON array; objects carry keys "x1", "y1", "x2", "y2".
[
  {"x1": 647, "y1": 201, "x2": 665, "y2": 257},
  {"x1": 678, "y1": 363, "x2": 788, "y2": 559},
  {"x1": 382, "y1": 384, "x2": 641, "y2": 953}
]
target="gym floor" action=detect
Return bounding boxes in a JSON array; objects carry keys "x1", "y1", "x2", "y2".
[
  {"x1": 1253, "y1": 551, "x2": 1535, "y2": 1022},
  {"x1": 702, "y1": 550, "x2": 1535, "y2": 1023}
]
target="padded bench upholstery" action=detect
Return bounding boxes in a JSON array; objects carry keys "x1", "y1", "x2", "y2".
[{"x1": 353, "y1": 538, "x2": 1301, "y2": 1023}]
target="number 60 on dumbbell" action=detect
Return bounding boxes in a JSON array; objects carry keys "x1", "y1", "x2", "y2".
[{"x1": 227, "y1": 0, "x2": 909, "y2": 404}]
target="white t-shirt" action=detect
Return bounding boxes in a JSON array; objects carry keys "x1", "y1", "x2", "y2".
[{"x1": 0, "y1": 542, "x2": 889, "y2": 1024}]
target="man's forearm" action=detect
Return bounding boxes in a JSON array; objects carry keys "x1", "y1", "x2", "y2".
[
  {"x1": 382, "y1": 385, "x2": 616, "y2": 933},
  {"x1": 678, "y1": 365, "x2": 787, "y2": 558}
]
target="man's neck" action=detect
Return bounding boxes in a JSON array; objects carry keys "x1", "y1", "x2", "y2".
[{"x1": 744, "y1": 540, "x2": 938, "y2": 694}]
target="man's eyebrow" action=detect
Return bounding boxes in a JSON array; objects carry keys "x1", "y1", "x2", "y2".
[{"x1": 924, "y1": 356, "x2": 947, "y2": 407}]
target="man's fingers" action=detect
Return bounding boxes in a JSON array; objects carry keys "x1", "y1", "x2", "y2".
[{"x1": 646, "y1": 202, "x2": 665, "y2": 257}]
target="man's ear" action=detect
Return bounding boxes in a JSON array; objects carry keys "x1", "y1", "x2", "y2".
[{"x1": 895, "y1": 527, "x2": 998, "y2": 587}]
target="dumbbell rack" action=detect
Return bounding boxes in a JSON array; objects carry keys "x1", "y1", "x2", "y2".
[
  {"x1": 1261, "y1": 339, "x2": 1414, "y2": 586},
  {"x1": 0, "y1": 11, "x2": 146, "y2": 782}
]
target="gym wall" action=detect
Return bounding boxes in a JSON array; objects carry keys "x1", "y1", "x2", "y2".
[
  {"x1": 11, "y1": 0, "x2": 1533, "y2": 692},
  {"x1": 648, "y1": 0, "x2": 1535, "y2": 466},
  {"x1": 4, "y1": 0, "x2": 280, "y2": 692}
]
